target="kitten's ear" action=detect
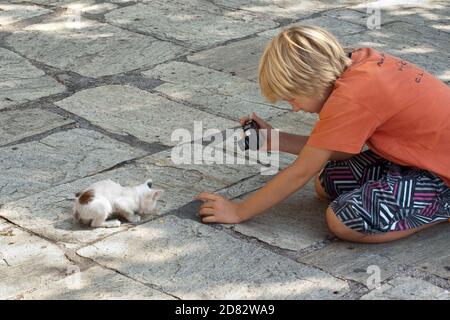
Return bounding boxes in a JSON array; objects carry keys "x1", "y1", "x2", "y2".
[{"x1": 152, "y1": 189, "x2": 164, "y2": 199}]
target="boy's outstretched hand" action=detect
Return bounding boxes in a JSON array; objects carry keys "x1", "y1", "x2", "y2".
[{"x1": 195, "y1": 192, "x2": 243, "y2": 224}]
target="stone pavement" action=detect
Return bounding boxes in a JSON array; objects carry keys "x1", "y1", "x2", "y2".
[{"x1": 0, "y1": 0, "x2": 449, "y2": 300}]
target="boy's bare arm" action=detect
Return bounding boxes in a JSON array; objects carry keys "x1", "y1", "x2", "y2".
[
  {"x1": 196, "y1": 145, "x2": 332, "y2": 223},
  {"x1": 279, "y1": 132, "x2": 354, "y2": 161},
  {"x1": 236, "y1": 145, "x2": 332, "y2": 221},
  {"x1": 279, "y1": 132, "x2": 309, "y2": 154}
]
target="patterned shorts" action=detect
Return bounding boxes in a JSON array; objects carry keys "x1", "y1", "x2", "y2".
[{"x1": 320, "y1": 149, "x2": 450, "y2": 234}]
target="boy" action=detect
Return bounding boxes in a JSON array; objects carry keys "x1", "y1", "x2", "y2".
[{"x1": 196, "y1": 26, "x2": 450, "y2": 243}]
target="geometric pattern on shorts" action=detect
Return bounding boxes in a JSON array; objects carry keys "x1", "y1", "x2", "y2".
[{"x1": 320, "y1": 149, "x2": 450, "y2": 233}]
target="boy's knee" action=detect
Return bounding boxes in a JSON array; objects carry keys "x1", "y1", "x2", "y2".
[
  {"x1": 325, "y1": 207, "x2": 360, "y2": 240},
  {"x1": 325, "y1": 207, "x2": 343, "y2": 237},
  {"x1": 315, "y1": 174, "x2": 331, "y2": 201}
]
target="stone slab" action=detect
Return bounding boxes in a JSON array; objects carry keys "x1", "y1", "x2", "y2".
[
  {"x1": 210, "y1": 0, "x2": 357, "y2": 19},
  {"x1": 0, "y1": 148, "x2": 262, "y2": 246},
  {"x1": 361, "y1": 276, "x2": 449, "y2": 300},
  {"x1": 300, "y1": 223, "x2": 450, "y2": 283},
  {"x1": 55, "y1": 85, "x2": 236, "y2": 146},
  {"x1": 138, "y1": 149, "x2": 263, "y2": 194},
  {"x1": 188, "y1": 35, "x2": 269, "y2": 82},
  {"x1": 196, "y1": 7, "x2": 450, "y2": 83},
  {"x1": 143, "y1": 61, "x2": 289, "y2": 121},
  {"x1": 4, "y1": 0, "x2": 118, "y2": 16},
  {"x1": 0, "y1": 128, "x2": 146, "y2": 204},
  {"x1": 301, "y1": 245, "x2": 399, "y2": 285},
  {"x1": 0, "y1": 108, "x2": 73, "y2": 146},
  {"x1": 338, "y1": 21, "x2": 450, "y2": 82},
  {"x1": 8, "y1": 0, "x2": 117, "y2": 14},
  {"x1": 0, "y1": 48, "x2": 66, "y2": 109},
  {"x1": 9, "y1": 0, "x2": 98, "y2": 5},
  {"x1": 6, "y1": 16, "x2": 184, "y2": 78},
  {"x1": 348, "y1": 1, "x2": 450, "y2": 33},
  {"x1": 216, "y1": 173, "x2": 270, "y2": 200},
  {"x1": 269, "y1": 110, "x2": 318, "y2": 135},
  {"x1": 21, "y1": 266, "x2": 173, "y2": 300},
  {"x1": 0, "y1": 3, "x2": 51, "y2": 27},
  {"x1": 188, "y1": 15, "x2": 364, "y2": 81},
  {"x1": 385, "y1": 224, "x2": 450, "y2": 280},
  {"x1": 105, "y1": 1, "x2": 278, "y2": 50},
  {"x1": 0, "y1": 219, "x2": 71, "y2": 299},
  {"x1": 60, "y1": 1, "x2": 118, "y2": 14},
  {"x1": 227, "y1": 180, "x2": 331, "y2": 251},
  {"x1": 78, "y1": 215, "x2": 350, "y2": 299}
]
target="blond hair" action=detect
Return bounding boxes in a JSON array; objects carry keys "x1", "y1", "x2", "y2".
[{"x1": 258, "y1": 25, "x2": 352, "y2": 103}]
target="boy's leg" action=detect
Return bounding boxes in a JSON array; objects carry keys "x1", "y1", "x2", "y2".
[
  {"x1": 315, "y1": 173, "x2": 331, "y2": 201},
  {"x1": 326, "y1": 164, "x2": 450, "y2": 244},
  {"x1": 326, "y1": 207, "x2": 443, "y2": 243}
]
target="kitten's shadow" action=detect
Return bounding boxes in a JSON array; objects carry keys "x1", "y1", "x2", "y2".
[
  {"x1": 54, "y1": 219, "x2": 97, "y2": 231},
  {"x1": 54, "y1": 214, "x2": 161, "y2": 231}
]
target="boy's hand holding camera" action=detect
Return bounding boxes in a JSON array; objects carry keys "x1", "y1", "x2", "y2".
[{"x1": 239, "y1": 112, "x2": 274, "y2": 151}]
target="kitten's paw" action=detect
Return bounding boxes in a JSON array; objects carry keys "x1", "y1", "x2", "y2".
[
  {"x1": 107, "y1": 219, "x2": 122, "y2": 228},
  {"x1": 129, "y1": 215, "x2": 141, "y2": 223}
]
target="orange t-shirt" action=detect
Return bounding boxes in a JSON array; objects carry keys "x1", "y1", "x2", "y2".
[{"x1": 307, "y1": 48, "x2": 450, "y2": 187}]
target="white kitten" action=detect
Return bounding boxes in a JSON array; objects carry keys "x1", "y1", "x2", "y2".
[{"x1": 73, "y1": 179, "x2": 163, "y2": 228}]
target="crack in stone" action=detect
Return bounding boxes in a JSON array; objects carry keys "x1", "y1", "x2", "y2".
[
  {"x1": 1, "y1": 121, "x2": 75, "y2": 148},
  {"x1": 1, "y1": 6, "x2": 66, "y2": 32},
  {"x1": 96, "y1": 13, "x2": 192, "y2": 49},
  {"x1": 1, "y1": 257, "x2": 11, "y2": 267},
  {"x1": 145, "y1": 160, "x2": 247, "y2": 188},
  {"x1": 42, "y1": 105, "x2": 170, "y2": 154},
  {"x1": 0, "y1": 214, "x2": 67, "y2": 253},
  {"x1": 396, "y1": 263, "x2": 450, "y2": 291},
  {"x1": 149, "y1": 90, "x2": 239, "y2": 122},
  {"x1": 37, "y1": 140, "x2": 58, "y2": 150}
]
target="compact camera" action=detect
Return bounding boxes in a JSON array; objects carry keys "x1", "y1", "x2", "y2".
[{"x1": 238, "y1": 120, "x2": 262, "y2": 151}]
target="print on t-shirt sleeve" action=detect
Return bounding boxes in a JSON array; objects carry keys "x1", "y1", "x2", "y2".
[{"x1": 306, "y1": 96, "x2": 381, "y2": 154}]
